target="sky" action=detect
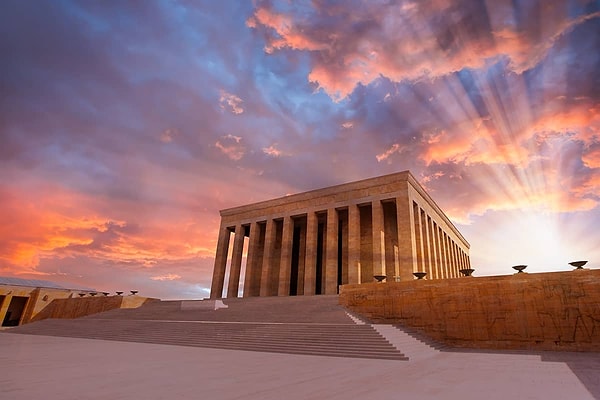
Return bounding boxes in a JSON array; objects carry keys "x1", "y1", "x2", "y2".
[{"x1": 1, "y1": 0, "x2": 598, "y2": 300}]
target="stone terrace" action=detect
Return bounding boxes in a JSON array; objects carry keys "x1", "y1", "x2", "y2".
[
  {"x1": 3, "y1": 295, "x2": 600, "y2": 399},
  {"x1": 7, "y1": 295, "x2": 409, "y2": 360}
]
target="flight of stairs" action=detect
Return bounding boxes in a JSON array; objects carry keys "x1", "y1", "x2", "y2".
[
  {"x1": 4, "y1": 295, "x2": 442, "y2": 361},
  {"x1": 373, "y1": 325, "x2": 442, "y2": 361}
]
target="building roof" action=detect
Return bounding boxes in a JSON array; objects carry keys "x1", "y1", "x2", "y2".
[{"x1": 0, "y1": 276, "x2": 93, "y2": 291}]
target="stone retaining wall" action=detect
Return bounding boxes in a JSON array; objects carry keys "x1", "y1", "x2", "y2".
[
  {"x1": 29, "y1": 295, "x2": 158, "y2": 322},
  {"x1": 339, "y1": 269, "x2": 600, "y2": 351}
]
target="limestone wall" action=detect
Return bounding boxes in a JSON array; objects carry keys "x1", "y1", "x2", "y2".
[
  {"x1": 1, "y1": 285, "x2": 81, "y2": 325},
  {"x1": 339, "y1": 269, "x2": 600, "y2": 351},
  {"x1": 29, "y1": 295, "x2": 158, "y2": 322}
]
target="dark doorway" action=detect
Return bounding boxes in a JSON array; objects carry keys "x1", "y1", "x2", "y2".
[
  {"x1": 289, "y1": 226, "x2": 302, "y2": 295},
  {"x1": 315, "y1": 222, "x2": 324, "y2": 294},
  {"x1": 2, "y1": 296, "x2": 29, "y2": 327},
  {"x1": 337, "y1": 218, "x2": 344, "y2": 290}
]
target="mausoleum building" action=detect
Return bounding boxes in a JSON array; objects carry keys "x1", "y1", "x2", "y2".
[{"x1": 210, "y1": 171, "x2": 470, "y2": 299}]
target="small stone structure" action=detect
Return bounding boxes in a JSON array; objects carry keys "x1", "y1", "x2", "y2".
[
  {"x1": 0, "y1": 277, "x2": 155, "y2": 326},
  {"x1": 0, "y1": 278, "x2": 85, "y2": 326}
]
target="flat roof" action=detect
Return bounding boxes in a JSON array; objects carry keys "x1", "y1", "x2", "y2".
[{"x1": 0, "y1": 276, "x2": 93, "y2": 291}]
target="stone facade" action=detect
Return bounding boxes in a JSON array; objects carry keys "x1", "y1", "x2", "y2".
[
  {"x1": 0, "y1": 279, "x2": 155, "y2": 326},
  {"x1": 339, "y1": 269, "x2": 600, "y2": 352},
  {"x1": 211, "y1": 171, "x2": 470, "y2": 299},
  {"x1": 0, "y1": 284, "x2": 81, "y2": 326}
]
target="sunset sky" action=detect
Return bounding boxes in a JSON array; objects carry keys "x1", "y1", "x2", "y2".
[{"x1": 1, "y1": 1, "x2": 598, "y2": 299}]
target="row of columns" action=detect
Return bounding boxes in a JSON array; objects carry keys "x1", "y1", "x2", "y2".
[
  {"x1": 412, "y1": 201, "x2": 470, "y2": 279},
  {"x1": 210, "y1": 197, "x2": 470, "y2": 299}
]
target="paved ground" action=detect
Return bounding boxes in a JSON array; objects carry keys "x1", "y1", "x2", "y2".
[{"x1": 2, "y1": 333, "x2": 599, "y2": 399}]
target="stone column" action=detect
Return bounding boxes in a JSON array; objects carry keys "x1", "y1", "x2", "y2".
[
  {"x1": 413, "y1": 203, "x2": 425, "y2": 277},
  {"x1": 260, "y1": 219, "x2": 276, "y2": 297},
  {"x1": 348, "y1": 204, "x2": 360, "y2": 284},
  {"x1": 325, "y1": 208, "x2": 338, "y2": 294},
  {"x1": 446, "y1": 235, "x2": 458, "y2": 278},
  {"x1": 453, "y1": 242, "x2": 460, "y2": 277},
  {"x1": 440, "y1": 231, "x2": 447, "y2": 279},
  {"x1": 243, "y1": 221, "x2": 260, "y2": 297},
  {"x1": 304, "y1": 211, "x2": 318, "y2": 295},
  {"x1": 450, "y1": 239, "x2": 460, "y2": 277},
  {"x1": 435, "y1": 226, "x2": 444, "y2": 279},
  {"x1": 372, "y1": 199, "x2": 385, "y2": 277},
  {"x1": 0, "y1": 294, "x2": 12, "y2": 324},
  {"x1": 227, "y1": 224, "x2": 245, "y2": 298},
  {"x1": 210, "y1": 223, "x2": 231, "y2": 299},
  {"x1": 422, "y1": 214, "x2": 431, "y2": 279},
  {"x1": 278, "y1": 216, "x2": 294, "y2": 296},
  {"x1": 396, "y1": 197, "x2": 417, "y2": 281},
  {"x1": 438, "y1": 226, "x2": 451, "y2": 278},
  {"x1": 429, "y1": 218, "x2": 444, "y2": 279}
]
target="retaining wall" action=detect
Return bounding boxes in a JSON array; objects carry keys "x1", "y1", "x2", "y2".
[
  {"x1": 339, "y1": 269, "x2": 600, "y2": 351},
  {"x1": 29, "y1": 295, "x2": 158, "y2": 322}
]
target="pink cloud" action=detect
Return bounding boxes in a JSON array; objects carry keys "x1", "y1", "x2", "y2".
[
  {"x1": 247, "y1": 7, "x2": 329, "y2": 54},
  {"x1": 219, "y1": 90, "x2": 244, "y2": 114},
  {"x1": 159, "y1": 128, "x2": 179, "y2": 143},
  {"x1": 215, "y1": 135, "x2": 245, "y2": 160},
  {"x1": 376, "y1": 143, "x2": 402, "y2": 163},
  {"x1": 249, "y1": 2, "x2": 599, "y2": 100},
  {"x1": 263, "y1": 144, "x2": 284, "y2": 157}
]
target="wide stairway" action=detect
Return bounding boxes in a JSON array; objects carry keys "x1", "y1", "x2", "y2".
[{"x1": 7, "y1": 295, "x2": 411, "y2": 361}]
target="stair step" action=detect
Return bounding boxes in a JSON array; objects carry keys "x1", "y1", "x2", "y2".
[{"x1": 7, "y1": 295, "x2": 414, "y2": 361}]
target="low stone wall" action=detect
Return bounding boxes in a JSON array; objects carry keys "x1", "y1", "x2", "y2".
[
  {"x1": 339, "y1": 269, "x2": 600, "y2": 351},
  {"x1": 29, "y1": 295, "x2": 158, "y2": 322}
]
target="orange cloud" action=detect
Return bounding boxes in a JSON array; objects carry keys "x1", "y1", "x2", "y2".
[
  {"x1": 376, "y1": 143, "x2": 402, "y2": 162},
  {"x1": 583, "y1": 147, "x2": 600, "y2": 169},
  {"x1": 249, "y1": 3, "x2": 599, "y2": 101},
  {"x1": 526, "y1": 103, "x2": 599, "y2": 142},
  {"x1": 0, "y1": 183, "x2": 218, "y2": 279},
  {"x1": 247, "y1": 7, "x2": 329, "y2": 54}
]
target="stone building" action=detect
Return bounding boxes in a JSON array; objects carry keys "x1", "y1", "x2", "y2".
[
  {"x1": 0, "y1": 277, "x2": 89, "y2": 326},
  {"x1": 210, "y1": 171, "x2": 470, "y2": 299}
]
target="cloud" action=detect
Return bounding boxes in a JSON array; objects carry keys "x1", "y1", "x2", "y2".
[
  {"x1": 376, "y1": 143, "x2": 402, "y2": 163},
  {"x1": 249, "y1": 1, "x2": 599, "y2": 100},
  {"x1": 263, "y1": 144, "x2": 284, "y2": 157},
  {"x1": 151, "y1": 274, "x2": 181, "y2": 281},
  {"x1": 219, "y1": 90, "x2": 245, "y2": 114},
  {"x1": 160, "y1": 128, "x2": 179, "y2": 143},
  {"x1": 247, "y1": 6, "x2": 329, "y2": 54},
  {"x1": 215, "y1": 135, "x2": 245, "y2": 160}
]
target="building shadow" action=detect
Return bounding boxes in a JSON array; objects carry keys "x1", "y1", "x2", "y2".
[
  {"x1": 441, "y1": 347, "x2": 600, "y2": 398},
  {"x1": 540, "y1": 351, "x2": 600, "y2": 399}
]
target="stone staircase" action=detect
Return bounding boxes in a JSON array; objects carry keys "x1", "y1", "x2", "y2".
[
  {"x1": 373, "y1": 325, "x2": 442, "y2": 361},
  {"x1": 6, "y1": 295, "x2": 414, "y2": 361}
]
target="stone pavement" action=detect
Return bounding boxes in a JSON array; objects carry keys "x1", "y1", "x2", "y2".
[{"x1": 2, "y1": 333, "x2": 599, "y2": 400}]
